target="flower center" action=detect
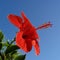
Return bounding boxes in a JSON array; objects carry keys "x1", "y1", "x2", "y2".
[{"x1": 22, "y1": 35, "x2": 28, "y2": 39}]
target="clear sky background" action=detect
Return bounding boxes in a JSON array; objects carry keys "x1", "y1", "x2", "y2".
[{"x1": 0, "y1": 0, "x2": 60, "y2": 60}]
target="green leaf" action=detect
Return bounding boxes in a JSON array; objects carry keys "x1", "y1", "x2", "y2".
[
  {"x1": 0, "y1": 42, "x2": 9, "y2": 47},
  {"x1": 0, "y1": 42, "x2": 9, "y2": 50},
  {"x1": 10, "y1": 37, "x2": 15, "y2": 44},
  {"x1": 0, "y1": 31, "x2": 4, "y2": 42},
  {"x1": 11, "y1": 50, "x2": 17, "y2": 55},
  {"x1": 0, "y1": 42, "x2": 2, "y2": 50},
  {"x1": 15, "y1": 54, "x2": 26, "y2": 60},
  {"x1": 5, "y1": 45, "x2": 19, "y2": 54},
  {"x1": 0, "y1": 56, "x2": 2, "y2": 60}
]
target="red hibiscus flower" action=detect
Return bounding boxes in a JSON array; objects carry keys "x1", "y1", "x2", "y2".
[{"x1": 8, "y1": 12, "x2": 52, "y2": 55}]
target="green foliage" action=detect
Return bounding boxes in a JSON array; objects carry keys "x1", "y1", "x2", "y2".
[
  {"x1": 0, "y1": 31, "x2": 4, "y2": 42},
  {"x1": 0, "y1": 31, "x2": 26, "y2": 60},
  {"x1": 5, "y1": 45, "x2": 19, "y2": 54},
  {"x1": 0, "y1": 56, "x2": 2, "y2": 60},
  {"x1": 0, "y1": 42, "x2": 2, "y2": 50},
  {"x1": 15, "y1": 54, "x2": 26, "y2": 60},
  {"x1": 11, "y1": 50, "x2": 17, "y2": 55}
]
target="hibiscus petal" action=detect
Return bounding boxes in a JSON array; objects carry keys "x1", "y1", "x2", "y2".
[
  {"x1": 21, "y1": 12, "x2": 39, "y2": 40},
  {"x1": 21, "y1": 11, "x2": 33, "y2": 29},
  {"x1": 7, "y1": 14, "x2": 22, "y2": 28},
  {"x1": 32, "y1": 40, "x2": 40, "y2": 55},
  {"x1": 16, "y1": 31, "x2": 32, "y2": 52},
  {"x1": 25, "y1": 39, "x2": 32, "y2": 51}
]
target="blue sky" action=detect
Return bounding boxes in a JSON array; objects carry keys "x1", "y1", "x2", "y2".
[{"x1": 0, "y1": 0, "x2": 60, "y2": 60}]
